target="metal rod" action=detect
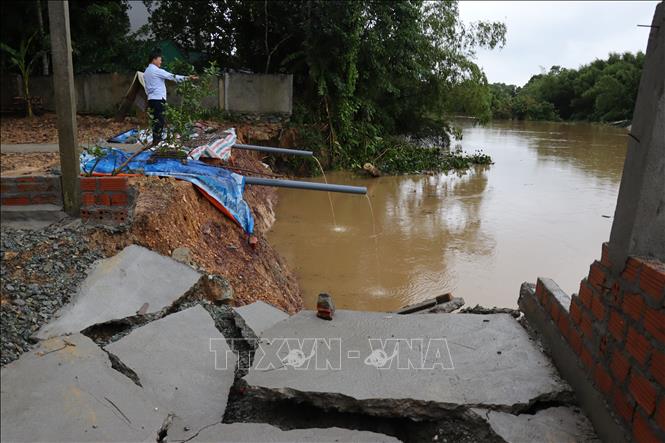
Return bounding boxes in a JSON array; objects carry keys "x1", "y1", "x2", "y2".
[
  {"x1": 233, "y1": 143, "x2": 313, "y2": 157},
  {"x1": 244, "y1": 176, "x2": 367, "y2": 195}
]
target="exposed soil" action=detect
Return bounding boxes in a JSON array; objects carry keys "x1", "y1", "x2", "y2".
[
  {"x1": 87, "y1": 149, "x2": 303, "y2": 314},
  {"x1": 0, "y1": 113, "x2": 140, "y2": 144}
]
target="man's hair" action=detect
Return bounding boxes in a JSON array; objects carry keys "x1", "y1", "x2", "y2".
[{"x1": 148, "y1": 48, "x2": 162, "y2": 64}]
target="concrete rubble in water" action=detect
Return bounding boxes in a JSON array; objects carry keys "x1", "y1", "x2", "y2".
[{"x1": 37, "y1": 244, "x2": 201, "y2": 339}]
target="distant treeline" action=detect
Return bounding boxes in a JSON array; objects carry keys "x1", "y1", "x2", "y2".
[{"x1": 489, "y1": 52, "x2": 644, "y2": 122}]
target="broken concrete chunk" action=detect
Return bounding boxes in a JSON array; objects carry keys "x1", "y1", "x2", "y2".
[
  {"x1": 0, "y1": 334, "x2": 164, "y2": 442},
  {"x1": 37, "y1": 245, "x2": 201, "y2": 339},
  {"x1": 105, "y1": 305, "x2": 236, "y2": 442},
  {"x1": 234, "y1": 300, "x2": 289, "y2": 338},
  {"x1": 244, "y1": 311, "x2": 572, "y2": 420},
  {"x1": 472, "y1": 407, "x2": 599, "y2": 443},
  {"x1": 190, "y1": 422, "x2": 401, "y2": 442}
]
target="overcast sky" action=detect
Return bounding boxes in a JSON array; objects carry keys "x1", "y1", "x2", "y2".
[{"x1": 458, "y1": 1, "x2": 659, "y2": 86}]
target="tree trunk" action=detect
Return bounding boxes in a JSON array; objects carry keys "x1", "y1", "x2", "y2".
[
  {"x1": 22, "y1": 73, "x2": 33, "y2": 118},
  {"x1": 36, "y1": 0, "x2": 49, "y2": 76}
]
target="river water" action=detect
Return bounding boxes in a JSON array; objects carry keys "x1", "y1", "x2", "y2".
[{"x1": 267, "y1": 120, "x2": 628, "y2": 311}]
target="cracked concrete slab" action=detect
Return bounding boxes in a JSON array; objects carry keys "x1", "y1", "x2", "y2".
[
  {"x1": 234, "y1": 301, "x2": 289, "y2": 337},
  {"x1": 472, "y1": 407, "x2": 599, "y2": 443},
  {"x1": 189, "y1": 422, "x2": 401, "y2": 442},
  {"x1": 243, "y1": 311, "x2": 571, "y2": 419},
  {"x1": 37, "y1": 245, "x2": 201, "y2": 339},
  {"x1": 105, "y1": 305, "x2": 236, "y2": 442},
  {"x1": 0, "y1": 334, "x2": 164, "y2": 442}
]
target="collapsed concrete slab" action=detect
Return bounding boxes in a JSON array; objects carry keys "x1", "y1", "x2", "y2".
[
  {"x1": 37, "y1": 244, "x2": 201, "y2": 339},
  {"x1": 189, "y1": 422, "x2": 401, "y2": 442},
  {"x1": 243, "y1": 311, "x2": 572, "y2": 419},
  {"x1": 0, "y1": 334, "x2": 164, "y2": 442},
  {"x1": 234, "y1": 300, "x2": 289, "y2": 337},
  {"x1": 472, "y1": 407, "x2": 599, "y2": 443},
  {"x1": 105, "y1": 305, "x2": 235, "y2": 442}
]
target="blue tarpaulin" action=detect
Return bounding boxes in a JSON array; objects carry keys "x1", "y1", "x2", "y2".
[{"x1": 80, "y1": 148, "x2": 254, "y2": 234}]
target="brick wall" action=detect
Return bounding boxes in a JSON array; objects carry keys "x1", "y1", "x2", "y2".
[
  {"x1": 80, "y1": 176, "x2": 133, "y2": 226},
  {"x1": 0, "y1": 175, "x2": 62, "y2": 206},
  {"x1": 535, "y1": 243, "x2": 665, "y2": 442}
]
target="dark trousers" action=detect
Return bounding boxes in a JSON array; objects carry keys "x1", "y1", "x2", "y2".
[{"x1": 148, "y1": 99, "x2": 165, "y2": 143}]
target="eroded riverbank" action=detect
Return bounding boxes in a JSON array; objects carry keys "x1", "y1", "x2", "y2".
[{"x1": 268, "y1": 120, "x2": 629, "y2": 311}]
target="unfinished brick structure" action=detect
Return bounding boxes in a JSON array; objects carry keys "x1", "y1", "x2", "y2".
[
  {"x1": 0, "y1": 175, "x2": 62, "y2": 206},
  {"x1": 0, "y1": 175, "x2": 133, "y2": 226},
  {"x1": 79, "y1": 176, "x2": 132, "y2": 225},
  {"x1": 531, "y1": 245, "x2": 665, "y2": 442}
]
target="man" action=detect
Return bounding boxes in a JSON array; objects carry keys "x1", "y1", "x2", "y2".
[{"x1": 144, "y1": 49, "x2": 198, "y2": 143}]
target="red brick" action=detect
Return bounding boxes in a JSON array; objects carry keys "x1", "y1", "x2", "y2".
[
  {"x1": 2, "y1": 196, "x2": 30, "y2": 205},
  {"x1": 568, "y1": 326, "x2": 583, "y2": 355},
  {"x1": 30, "y1": 194, "x2": 57, "y2": 205},
  {"x1": 15, "y1": 176, "x2": 38, "y2": 183},
  {"x1": 536, "y1": 279, "x2": 548, "y2": 307},
  {"x1": 98, "y1": 177, "x2": 128, "y2": 192},
  {"x1": 109, "y1": 192, "x2": 128, "y2": 206},
  {"x1": 95, "y1": 193, "x2": 111, "y2": 207},
  {"x1": 558, "y1": 314, "x2": 571, "y2": 340},
  {"x1": 650, "y1": 350, "x2": 665, "y2": 387},
  {"x1": 656, "y1": 399, "x2": 665, "y2": 432},
  {"x1": 580, "y1": 311, "x2": 593, "y2": 339},
  {"x1": 550, "y1": 299, "x2": 561, "y2": 323},
  {"x1": 623, "y1": 292, "x2": 645, "y2": 322},
  {"x1": 611, "y1": 350, "x2": 631, "y2": 383},
  {"x1": 644, "y1": 308, "x2": 665, "y2": 344},
  {"x1": 601, "y1": 243, "x2": 612, "y2": 268},
  {"x1": 627, "y1": 327, "x2": 653, "y2": 366},
  {"x1": 629, "y1": 372, "x2": 658, "y2": 414},
  {"x1": 594, "y1": 363, "x2": 613, "y2": 394},
  {"x1": 608, "y1": 310, "x2": 627, "y2": 342},
  {"x1": 591, "y1": 292, "x2": 606, "y2": 320},
  {"x1": 81, "y1": 192, "x2": 95, "y2": 206},
  {"x1": 581, "y1": 345, "x2": 594, "y2": 371},
  {"x1": 623, "y1": 258, "x2": 642, "y2": 284},
  {"x1": 633, "y1": 411, "x2": 660, "y2": 443},
  {"x1": 579, "y1": 283, "x2": 593, "y2": 309},
  {"x1": 80, "y1": 177, "x2": 98, "y2": 191},
  {"x1": 589, "y1": 262, "x2": 606, "y2": 291},
  {"x1": 613, "y1": 386, "x2": 634, "y2": 423},
  {"x1": 570, "y1": 299, "x2": 583, "y2": 325},
  {"x1": 640, "y1": 262, "x2": 665, "y2": 303},
  {"x1": 17, "y1": 183, "x2": 50, "y2": 192}
]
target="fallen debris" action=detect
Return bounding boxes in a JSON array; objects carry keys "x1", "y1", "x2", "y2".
[
  {"x1": 105, "y1": 305, "x2": 236, "y2": 442},
  {"x1": 0, "y1": 334, "x2": 164, "y2": 442},
  {"x1": 396, "y1": 293, "x2": 464, "y2": 314},
  {"x1": 189, "y1": 422, "x2": 400, "y2": 442},
  {"x1": 363, "y1": 162, "x2": 381, "y2": 177},
  {"x1": 316, "y1": 292, "x2": 335, "y2": 320},
  {"x1": 243, "y1": 310, "x2": 573, "y2": 420},
  {"x1": 472, "y1": 406, "x2": 599, "y2": 443},
  {"x1": 36, "y1": 245, "x2": 202, "y2": 340},
  {"x1": 233, "y1": 300, "x2": 289, "y2": 338},
  {"x1": 460, "y1": 304, "x2": 521, "y2": 318}
]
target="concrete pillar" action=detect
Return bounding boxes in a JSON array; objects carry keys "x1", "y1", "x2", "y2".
[
  {"x1": 47, "y1": 0, "x2": 80, "y2": 215},
  {"x1": 608, "y1": 2, "x2": 665, "y2": 273}
]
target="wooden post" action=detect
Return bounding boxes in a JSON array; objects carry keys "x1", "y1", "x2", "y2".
[{"x1": 47, "y1": 0, "x2": 80, "y2": 215}]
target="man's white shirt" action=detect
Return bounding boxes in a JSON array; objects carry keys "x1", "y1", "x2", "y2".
[{"x1": 144, "y1": 63, "x2": 187, "y2": 100}]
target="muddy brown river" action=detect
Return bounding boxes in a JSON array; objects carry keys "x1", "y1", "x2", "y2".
[{"x1": 268, "y1": 120, "x2": 628, "y2": 311}]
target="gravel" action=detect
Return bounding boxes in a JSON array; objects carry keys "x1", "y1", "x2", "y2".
[{"x1": 1, "y1": 220, "x2": 103, "y2": 366}]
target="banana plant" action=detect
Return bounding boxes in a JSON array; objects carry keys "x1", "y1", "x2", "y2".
[{"x1": 1, "y1": 32, "x2": 43, "y2": 118}]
